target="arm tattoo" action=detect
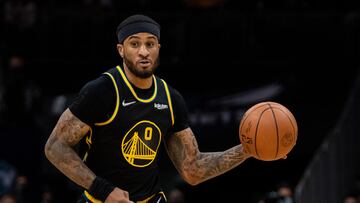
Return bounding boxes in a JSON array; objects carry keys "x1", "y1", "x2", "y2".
[
  {"x1": 166, "y1": 128, "x2": 250, "y2": 184},
  {"x1": 45, "y1": 108, "x2": 95, "y2": 189}
]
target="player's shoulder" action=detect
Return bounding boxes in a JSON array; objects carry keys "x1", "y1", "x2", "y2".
[
  {"x1": 156, "y1": 77, "x2": 183, "y2": 100},
  {"x1": 103, "y1": 66, "x2": 119, "y2": 76},
  {"x1": 167, "y1": 84, "x2": 182, "y2": 98},
  {"x1": 82, "y1": 67, "x2": 116, "y2": 91}
]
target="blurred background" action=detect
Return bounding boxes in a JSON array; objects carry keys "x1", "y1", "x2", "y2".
[{"x1": 0, "y1": 0, "x2": 360, "y2": 203}]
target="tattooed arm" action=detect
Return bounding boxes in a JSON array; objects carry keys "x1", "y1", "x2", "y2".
[
  {"x1": 45, "y1": 108, "x2": 133, "y2": 203},
  {"x1": 165, "y1": 127, "x2": 251, "y2": 186},
  {"x1": 44, "y1": 108, "x2": 95, "y2": 189}
]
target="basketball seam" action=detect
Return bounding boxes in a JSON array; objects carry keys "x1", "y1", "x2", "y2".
[
  {"x1": 268, "y1": 103, "x2": 280, "y2": 160},
  {"x1": 271, "y1": 107, "x2": 298, "y2": 146},
  {"x1": 240, "y1": 103, "x2": 270, "y2": 133},
  {"x1": 254, "y1": 107, "x2": 271, "y2": 159}
]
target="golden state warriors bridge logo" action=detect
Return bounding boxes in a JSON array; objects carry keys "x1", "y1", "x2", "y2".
[{"x1": 121, "y1": 120, "x2": 161, "y2": 167}]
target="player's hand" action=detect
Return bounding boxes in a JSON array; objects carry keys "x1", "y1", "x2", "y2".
[{"x1": 104, "y1": 188, "x2": 134, "y2": 203}]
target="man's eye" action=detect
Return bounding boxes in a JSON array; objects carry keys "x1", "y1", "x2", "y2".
[
  {"x1": 131, "y1": 42, "x2": 139, "y2": 47},
  {"x1": 147, "y1": 42, "x2": 155, "y2": 47}
]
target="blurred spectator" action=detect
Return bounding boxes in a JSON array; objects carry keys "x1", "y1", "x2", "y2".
[
  {"x1": 13, "y1": 175, "x2": 29, "y2": 203},
  {"x1": 276, "y1": 181, "x2": 294, "y2": 203},
  {"x1": 343, "y1": 191, "x2": 360, "y2": 203},
  {"x1": 3, "y1": 55, "x2": 27, "y2": 125},
  {"x1": 2, "y1": 55, "x2": 42, "y2": 126},
  {"x1": 257, "y1": 199, "x2": 265, "y2": 203},
  {"x1": 3, "y1": 0, "x2": 37, "y2": 30},
  {"x1": 0, "y1": 58, "x2": 5, "y2": 123},
  {"x1": 168, "y1": 188, "x2": 185, "y2": 203},
  {"x1": 183, "y1": 0, "x2": 224, "y2": 8},
  {"x1": 259, "y1": 181, "x2": 294, "y2": 203},
  {"x1": 83, "y1": 0, "x2": 113, "y2": 8},
  {"x1": 0, "y1": 194, "x2": 17, "y2": 203},
  {"x1": 40, "y1": 190, "x2": 53, "y2": 203},
  {"x1": 0, "y1": 161, "x2": 16, "y2": 197},
  {"x1": 3, "y1": 0, "x2": 38, "y2": 56}
]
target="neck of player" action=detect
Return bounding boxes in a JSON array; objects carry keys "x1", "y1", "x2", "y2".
[{"x1": 124, "y1": 66, "x2": 153, "y2": 89}]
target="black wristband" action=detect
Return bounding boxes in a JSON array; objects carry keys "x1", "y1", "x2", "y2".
[{"x1": 88, "y1": 177, "x2": 115, "y2": 201}]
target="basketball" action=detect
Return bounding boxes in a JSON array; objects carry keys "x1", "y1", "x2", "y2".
[{"x1": 239, "y1": 101, "x2": 298, "y2": 161}]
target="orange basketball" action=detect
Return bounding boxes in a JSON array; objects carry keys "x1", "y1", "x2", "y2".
[{"x1": 239, "y1": 101, "x2": 298, "y2": 161}]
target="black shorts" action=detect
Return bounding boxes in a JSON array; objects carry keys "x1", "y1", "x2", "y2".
[{"x1": 77, "y1": 191, "x2": 167, "y2": 203}]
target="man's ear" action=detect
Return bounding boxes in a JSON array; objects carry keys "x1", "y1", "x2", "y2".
[{"x1": 117, "y1": 44, "x2": 124, "y2": 57}]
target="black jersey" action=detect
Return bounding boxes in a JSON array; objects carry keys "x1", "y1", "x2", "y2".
[{"x1": 70, "y1": 65, "x2": 189, "y2": 201}]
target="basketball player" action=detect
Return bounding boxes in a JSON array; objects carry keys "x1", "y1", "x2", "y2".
[{"x1": 44, "y1": 14, "x2": 251, "y2": 203}]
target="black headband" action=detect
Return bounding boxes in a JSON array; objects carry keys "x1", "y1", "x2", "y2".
[{"x1": 116, "y1": 14, "x2": 160, "y2": 43}]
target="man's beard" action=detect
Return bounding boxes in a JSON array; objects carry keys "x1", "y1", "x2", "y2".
[{"x1": 123, "y1": 55, "x2": 159, "y2": 79}]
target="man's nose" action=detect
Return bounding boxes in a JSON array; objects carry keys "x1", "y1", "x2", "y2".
[{"x1": 138, "y1": 45, "x2": 150, "y2": 57}]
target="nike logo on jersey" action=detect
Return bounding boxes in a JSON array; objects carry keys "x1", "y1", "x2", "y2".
[
  {"x1": 154, "y1": 103, "x2": 168, "y2": 110},
  {"x1": 122, "y1": 100, "x2": 136, "y2": 107}
]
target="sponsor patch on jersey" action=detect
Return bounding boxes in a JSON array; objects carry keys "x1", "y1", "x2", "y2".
[{"x1": 154, "y1": 103, "x2": 168, "y2": 110}]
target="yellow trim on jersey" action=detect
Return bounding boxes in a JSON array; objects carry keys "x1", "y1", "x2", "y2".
[
  {"x1": 83, "y1": 190, "x2": 166, "y2": 203},
  {"x1": 116, "y1": 65, "x2": 157, "y2": 103},
  {"x1": 84, "y1": 191, "x2": 102, "y2": 203},
  {"x1": 137, "y1": 191, "x2": 166, "y2": 203},
  {"x1": 82, "y1": 127, "x2": 93, "y2": 162},
  {"x1": 162, "y1": 79, "x2": 174, "y2": 126},
  {"x1": 95, "y1": 72, "x2": 120, "y2": 126},
  {"x1": 137, "y1": 193, "x2": 155, "y2": 203}
]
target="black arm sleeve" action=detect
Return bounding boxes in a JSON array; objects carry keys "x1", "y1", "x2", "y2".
[
  {"x1": 168, "y1": 87, "x2": 190, "y2": 133},
  {"x1": 69, "y1": 74, "x2": 116, "y2": 126}
]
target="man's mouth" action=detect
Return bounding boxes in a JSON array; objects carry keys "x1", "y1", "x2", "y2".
[{"x1": 139, "y1": 60, "x2": 151, "y2": 67}]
